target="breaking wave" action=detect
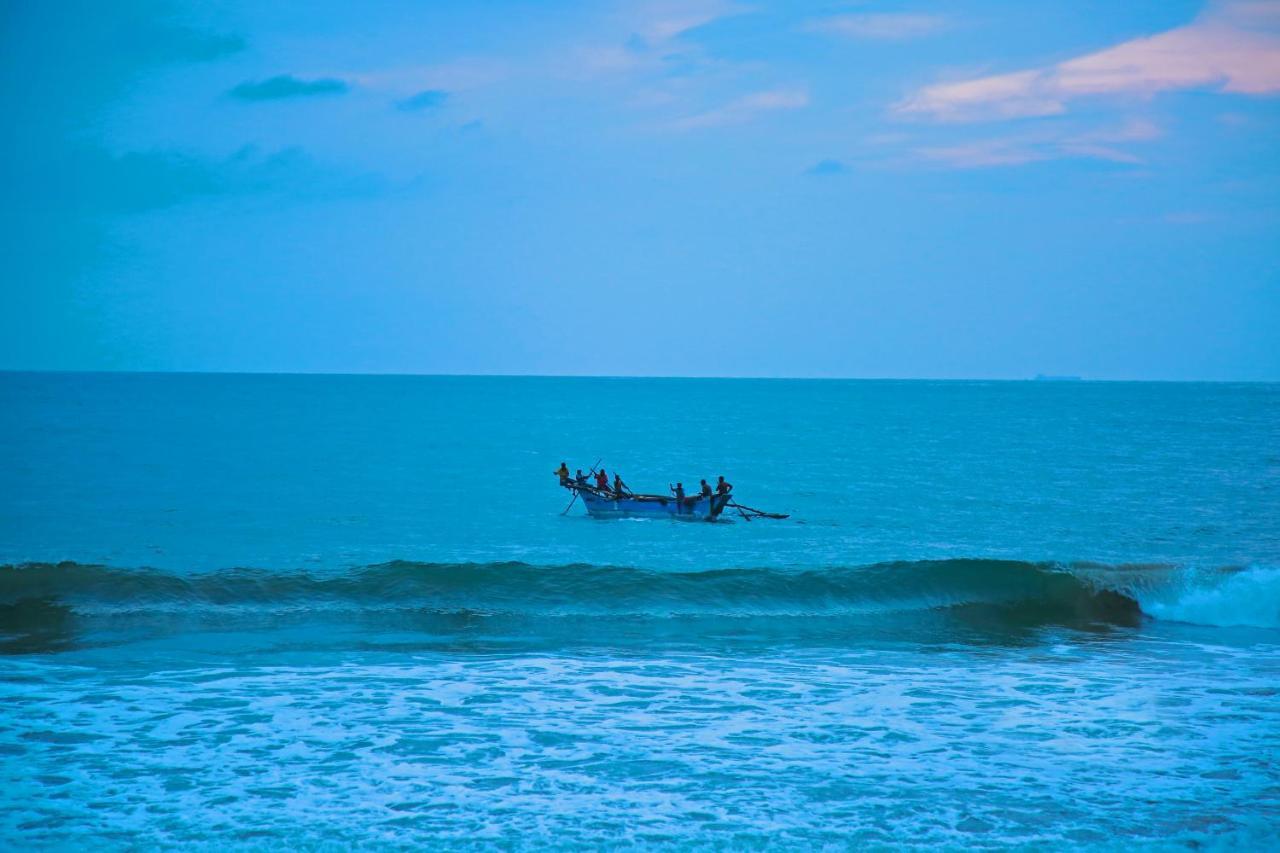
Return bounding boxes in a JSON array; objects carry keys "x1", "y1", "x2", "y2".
[
  {"x1": 1137, "y1": 565, "x2": 1280, "y2": 630},
  {"x1": 2, "y1": 558, "x2": 1273, "y2": 628}
]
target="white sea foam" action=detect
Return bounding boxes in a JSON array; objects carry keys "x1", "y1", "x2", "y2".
[
  {"x1": 1139, "y1": 566, "x2": 1280, "y2": 629},
  {"x1": 3, "y1": 642, "x2": 1278, "y2": 847}
]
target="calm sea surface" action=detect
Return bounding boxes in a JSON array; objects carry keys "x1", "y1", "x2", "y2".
[{"x1": 2, "y1": 373, "x2": 1278, "y2": 848}]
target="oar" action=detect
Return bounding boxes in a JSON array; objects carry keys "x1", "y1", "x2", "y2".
[{"x1": 728, "y1": 501, "x2": 790, "y2": 520}]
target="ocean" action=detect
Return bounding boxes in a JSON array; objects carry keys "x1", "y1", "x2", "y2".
[{"x1": 2, "y1": 372, "x2": 1278, "y2": 848}]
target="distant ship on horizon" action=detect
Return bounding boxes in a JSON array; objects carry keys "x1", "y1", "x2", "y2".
[{"x1": 1034, "y1": 374, "x2": 1083, "y2": 381}]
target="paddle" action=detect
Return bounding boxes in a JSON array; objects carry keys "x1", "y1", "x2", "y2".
[{"x1": 728, "y1": 501, "x2": 790, "y2": 520}]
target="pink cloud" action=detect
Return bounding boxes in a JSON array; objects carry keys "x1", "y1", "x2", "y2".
[
  {"x1": 917, "y1": 139, "x2": 1049, "y2": 168},
  {"x1": 898, "y1": 1, "x2": 1280, "y2": 121},
  {"x1": 672, "y1": 88, "x2": 810, "y2": 129},
  {"x1": 627, "y1": 0, "x2": 746, "y2": 42},
  {"x1": 916, "y1": 119, "x2": 1164, "y2": 168},
  {"x1": 805, "y1": 13, "x2": 947, "y2": 41}
]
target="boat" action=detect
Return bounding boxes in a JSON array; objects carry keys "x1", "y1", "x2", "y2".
[
  {"x1": 577, "y1": 488, "x2": 733, "y2": 521},
  {"x1": 556, "y1": 466, "x2": 789, "y2": 521}
]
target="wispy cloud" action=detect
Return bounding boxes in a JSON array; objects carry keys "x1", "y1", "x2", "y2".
[
  {"x1": 340, "y1": 0, "x2": 759, "y2": 131},
  {"x1": 552, "y1": 0, "x2": 748, "y2": 80},
  {"x1": 352, "y1": 58, "x2": 511, "y2": 114},
  {"x1": 916, "y1": 119, "x2": 1164, "y2": 168},
  {"x1": 917, "y1": 138, "x2": 1047, "y2": 168},
  {"x1": 898, "y1": 1, "x2": 1280, "y2": 122},
  {"x1": 672, "y1": 87, "x2": 809, "y2": 129},
  {"x1": 229, "y1": 75, "x2": 349, "y2": 102},
  {"x1": 805, "y1": 13, "x2": 947, "y2": 41},
  {"x1": 626, "y1": 0, "x2": 746, "y2": 43},
  {"x1": 562, "y1": 44, "x2": 651, "y2": 76},
  {"x1": 805, "y1": 159, "x2": 848, "y2": 176},
  {"x1": 1058, "y1": 117, "x2": 1162, "y2": 162},
  {"x1": 396, "y1": 89, "x2": 448, "y2": 112}
]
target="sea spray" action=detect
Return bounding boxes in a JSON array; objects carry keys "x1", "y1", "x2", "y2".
[{"x1": 1137, "y1": 565, "x2": 1280, "y2": 629}]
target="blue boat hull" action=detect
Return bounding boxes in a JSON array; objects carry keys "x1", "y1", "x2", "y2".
[{"x1": 579, "y1": 490, "x2": 732, "y2": 520}]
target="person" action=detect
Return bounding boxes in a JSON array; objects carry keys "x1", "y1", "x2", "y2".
[
  {"x1": 574, "y1": 469, "x2": 589, "y2": 487},
  {"x1": 716, "y1": 475, "x2": 733, "y2": 495},
  {"x1": 613, "y1": 473, "x2": 629, "y2": 497},
  {"x1": 699, "y1": 479, "x2": 713, "y2": 498},
  {"x1": 555, "y1": 462, "x2": 570, "y2": 486},
  {"x1": 671, "y1": 481, "x2": 685, "y2": 511},
  {"x1": 595, "y1": 468, "x2": 610, "y2": 492}
]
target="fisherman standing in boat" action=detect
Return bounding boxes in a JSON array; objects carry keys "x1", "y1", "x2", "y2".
[
  {"x1": 671, "y1": 481, "x2": 686, "y2": 512},
  {"x1": 555, "y1": 462, "x2": 570, "y2": 486},
  {"x1": 574, "y1": 468, "x2": 589, "y2": 487},
  {"x1": 716, "y1": 475, "x2": 733, "y2": 496},
  {"x1": 613, "y1": 473, "x2": 629, "y2": 497},
  {"x1": 595, "y1": 468, "x2": 610, "y2": 494},
  {"x1": 699, "y1": 479, "x2": 713, "y2": 499}
]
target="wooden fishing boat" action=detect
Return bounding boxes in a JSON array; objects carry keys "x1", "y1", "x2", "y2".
[
  {"x1": 555, "y1": 464, "x2": 788, "y2": 521},
  {"x1": 577, "y1": 488, "x2": 734, "y2": 521}
]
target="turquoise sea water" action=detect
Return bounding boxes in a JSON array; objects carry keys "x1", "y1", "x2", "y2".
[{"x1": 2, "y1": 373, "x2": 1278, "y2": 847}]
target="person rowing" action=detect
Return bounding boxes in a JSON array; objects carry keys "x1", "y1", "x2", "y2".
[
  {"x1": 716, "y1": 475, "x2": 733, "y2": 496},
  {"x1": 699, "y1": 479, "x2": 713, "y2": 498},
  {"x1": 555, "y1": 461, "x2": 570, "y2": 486},
  {"x1": 613, "y1": 473, "x2": 630, "y2": 497},
  {"x1": 574, "y1": 468, "x2": 589, "y2": 487},
  {"x1": 595, "y1": 468, "x2": 610, "y2": 493}
]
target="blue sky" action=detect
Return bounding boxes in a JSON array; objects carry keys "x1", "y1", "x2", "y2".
[{"x1": 2, "y1": 0, "x2": 1277, "y2": 379}]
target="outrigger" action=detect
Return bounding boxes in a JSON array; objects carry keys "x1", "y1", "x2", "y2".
[{"x1": 556, "y1": 463, "x2": 789, "y2": 522}]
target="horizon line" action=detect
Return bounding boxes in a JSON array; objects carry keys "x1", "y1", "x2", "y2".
[{"x1": 1, "y1": 368, "x2": 1276, "y2": 383}]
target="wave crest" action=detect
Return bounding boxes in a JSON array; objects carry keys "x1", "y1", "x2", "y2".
[
  {"x1": 0, "y1": 558, "x2": 1133, "y2": 614},
  {"x1": 1, "y1": 559, "x2": 1273, "y2": 645}
]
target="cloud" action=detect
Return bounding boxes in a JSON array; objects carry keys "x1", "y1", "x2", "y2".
[
  {"x1": 27, "y1": 144, "x2": 373, "y2": 215},
  {"x1": 916, "y1": 119, "x2": 1163, "y2": 168},
  {"x1": 152, "y1": 29, "x2": 244, "y2": 64},
  {"x1": 564, "y1": 44, "x2": 649, "y2": 76},
  {"x1": 352, "y1": 59, "x2": 508, "y2": 97},
  {"x1": 229, "y1": 75, "x2": 349, "y2": 101},
  {"x1": 672, "y1": 87, "x2": 809, "y2": 129},
  {"x1": 341, "y1": 1, "x2": 752, "y2": 128},
  {"x1": 805, "y1": 13, "x2": 947, "y2": 40},
  {"x1": 550, "y1": 0, "x2": 748, "y2": 80},
  {"x1": 917, "y1": 139, "x2": 1047, "y2": 168},
  {"x1": 396, "y1": 89, "x2": 448, "y2": 111},
  {"x1": 898, "y1": 0, "x2": 1280, "y2": 122},
  {"x1": 627, "y1": 0, "x2": 746, "y2": 43},
  {"x1": 805, "y1": 159, "x2": 848, "y2": 176}
]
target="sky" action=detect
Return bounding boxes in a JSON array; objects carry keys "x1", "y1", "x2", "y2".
[{"x1": 1, "y1": 0, "x2": 1278, "y2": 380}]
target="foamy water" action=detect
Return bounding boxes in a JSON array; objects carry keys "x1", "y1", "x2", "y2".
[
  {"x1": 4, "y1": 639, "x2": 1277, "y2": 847},
  {"x1": 1139, "y1": 566, "x2": 1280, "y2": 629}
]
